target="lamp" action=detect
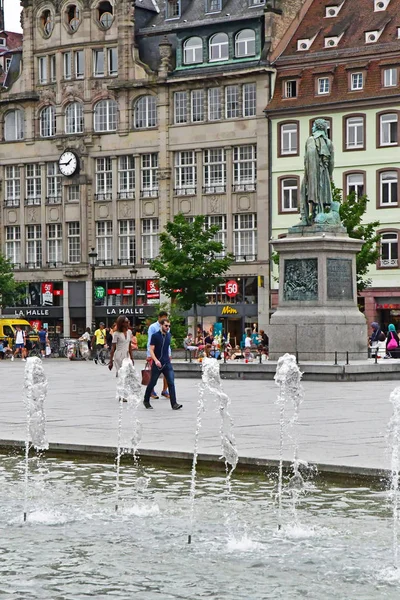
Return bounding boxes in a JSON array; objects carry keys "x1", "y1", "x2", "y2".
[
  {"x1": 88, "y1": 247, "x2": 98, "y2": 333},
  {"x1": 130, "y1": 267, "x2": 138, "y2": 311}
]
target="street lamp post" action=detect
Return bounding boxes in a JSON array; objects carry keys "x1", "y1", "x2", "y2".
[
  {"x1": 89, "y1": 247, "x2": 98, "y2": 333},
  {"x1": 130, "y1": 268, "x2": 138, "y2": 318}
]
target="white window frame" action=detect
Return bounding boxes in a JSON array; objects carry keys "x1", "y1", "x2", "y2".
[
  {"x1": 141, "y1": 218, "x2": 159, "y2": 263},
  {"x1": 381, "y1": 233, "x2": 398, "y2": 267},
  {"x1": 380, "y1": 113, "x2": 398, "y2": 146},
  {"x1": 183, "y1": 37, "x2": 203, "y2": 65},
  {"x1": 166, "y1": 0, "x2": 181, "y2": 19},
  {"x1": 208, "y1": 87, "x2": 222, "y2": 121},
  {"x1": 26, "y1": 164, "x2": 42, "y2": 203},
  {"x1": 93, "y1": 49, "x2": 105, "y2": 77},
  {"x1": 67, "y1": 185, "x2": 80, "y2": 202},
  {"x1": 63, "y1": 51, "x2": 72, "y2": 80},
  {"x1": 95, "y1": 157, "x2": 113, "y2": 200},
  {"x1": 174, "y1": 91, "x2": 188, "y2": 124},
  {"x1": 118, "y1": 219, "x2": 136, "y2": 264},
  {"x1": 67, "y1": 222, "x2": 81, "y2": 264},
  {"x1": 243, "y1": 83, "x2": 256, "y2": 117},
  {"x1": 134, "y1": 95, "x2": 157, "y2": 129},
  {"x1": 40, "y1": 105, "x2": 56, "y2": 138},
  {"x1": 38, "y1": 56, "x2": 48, "y2": 84},
  {"x1": 107, "y1": 47, "x2": 118, "y2": 76},
  {"x1": 233, "y1": 214, "x2": 257, "y2": 261},
  {"x1": 281, "y1": 123, "x2": 298, "y2": 155},
  {"x1": 203, "y1": 148, "x2": 226, "y2": 193},
  {"x1": 191, "y1": 89, "x2": 204, "y2": 122},
  {"x1": 380, "y1": 171, "x2": 398, "y2": 206},
  {"x1": 118, "y1": 156, "x2": 135, "y2": 199},
  {"x1": 233, "y1": 145, "x2": 257, "y2": 191},
  {"x1": 384, "y1": 68, "x2": 397, "y2": 87},
  {"x1": 225, "y1": 85, "x2": 240, "y2": 119},
  {"x1": 206, "y1": 215, "x2": 226, "y2": 256},
  {"x1": 174, "y1": 151, "x2": 197, "y2": 195},
  {"x1": 5, "y1": 166, "x2": 21, "y2": 206},
  {"x1": 4, "y1": 109, "x2": 24, "y2": 141},
  {"x1": 206, "y1": 0, "x2": 222, "y2": 12},
  {"x1": 26, "y1": 224, "x2": 42, "y2": 268},
  {"x1": 65, "y1": 102, "x2": 84, "y2": 134},
  {"x1": 281, "y1": 178, "x2": 298, "y2": 211},
  {"x1": 346, "y1": 116, "x2": 364, "y2": 149},
  {"x1": 50, "y1": 54, "x2": 56, "y2": 82},
  {"x1": 235, "y1": 29, "x2": 256, "y2": 58},
  {"x1": 209, "y1": 33, "x2": 229, "y2": 62},
  {"x1": 94, "y1": 99, "x2": 118, "y2": 132},
  {"x1": 351, "y1": 72, "x2": 363, "y2": 90},
  {"x1": 141, "y1": 153, "x2": 159, "y2": 197},
  {"x1": 346, "y1": 173, "x2": 364, "y2": 198},
  {"x1": 47, "y1": 223, "x2": 63, "y2": 265},
  {"x1": 284, "y1": 80, "x2": 297, "y2": 98},
  {"x1": 75, "y1": 50, "x2": 84, "y2": 79},
  {"x1": 318, "y1": 77, "x2": 330, "y2": 94},
  {"x1": 5, "y1": 225, "x2": 21, "y2": 266},
  {"x1": 96, "y1": 221, "x2": 113, "y2": 263},
  {"x1": 46, "y1": 162, "x2": 62, "y2": 202}
]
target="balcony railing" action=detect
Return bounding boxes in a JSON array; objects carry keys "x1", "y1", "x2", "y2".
[
  {"x1": 25, "y1": 261, "x2": 42, "y2": 269},
  {"x1": 232, "y1": 183, "x2": 256, "y2": 193},
  {"x1": 11, "y1": 262, "x2": 21, "y2": 270},
  {"x1": 381, "y1": 258, "x2": 398, "y2": 268},
  {"x1": 4, "y1": 198, "x2": 20, "y2": 207},
  {"x1": 45, "y1": 195, "x2": 62, "y2": 205},
  {"x1": 94, "y1": 192, "x2": 112, "y2": 201},
  {"x1": 234, "y1": 254, "x2": 257, "y2": 262},
  {"x1": 117, "y1": 191, "x2": 135, "y2": 200},
  {"x1": 140, "y1": 189, "x2": 159, "y2": 198},
  {"x1": 46, "y1": 261, "x2": 63, "y2": 268},
  {"x1": 118, "y1": 258, "x2": 136, "y2": 266},
  {"x1": 202, "y1": 185, "x2": 226, "y2": 194},
  {"x1": 24, "y1": 197, "x2": 41, "y2": 206},
  {"x1": 96, "y1": 258, "x2": 113, "y2": 266},
  {"x1": 174, "y1": 186, "x2": 196, "y2": 196}
]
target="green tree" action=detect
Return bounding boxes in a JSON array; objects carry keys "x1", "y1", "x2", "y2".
[
  {"x1": 0, "y1": 254, "x2": 25, "y2": 309},
  {"x1": 150, "y1": 214, "x2": 234, "y2": 333}
]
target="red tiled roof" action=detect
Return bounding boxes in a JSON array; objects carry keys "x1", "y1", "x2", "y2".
[{"x1": 0, "y1": 30, "x2": 23, "y2": 51}]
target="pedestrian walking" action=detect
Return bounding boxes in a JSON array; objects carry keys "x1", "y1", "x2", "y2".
[
  {"x1": 92, "y1": 322, "x2": 106, "y2": 364},
  {"x1": 143, "y1": 319, "x2": 182, "y2": 410},
  {"x1": 79, "y1": 327, "x2": 92, "y2": 359},
  {"x1": 38, "y1": 325, "x2": 48, "y2": 358},
  {"x1": 147, "y1": 311, "x2": 170, "y2": 400},
  {"x1": 13, "y1": 326, "x2": 25, "y2": 361},
  {"x1": 108, "y1": 315, "x2": 134, "y2": 376}
]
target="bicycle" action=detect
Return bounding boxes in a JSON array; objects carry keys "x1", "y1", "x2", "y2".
[{"x1": 98, "y1": 346, "x2": 111, "y2": 366}]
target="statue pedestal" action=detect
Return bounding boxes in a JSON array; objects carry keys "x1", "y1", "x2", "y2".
[{"x1": 269, "y1": 228, "x2": 367, "y2": 361}]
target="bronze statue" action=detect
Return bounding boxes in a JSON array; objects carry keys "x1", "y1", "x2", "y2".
[{"x1": 299, "y1": 118, "x2": 334, "y2": 225}]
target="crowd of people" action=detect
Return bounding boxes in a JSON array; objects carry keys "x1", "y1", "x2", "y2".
[
  {"x1": 183, "y1": 326, "x2": 269, "y2": 362},
  {"x1": 0, "y1": 325, "x2": 50, "y2": 361}
]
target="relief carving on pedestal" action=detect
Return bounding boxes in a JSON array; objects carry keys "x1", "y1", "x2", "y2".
[
  {"x1": 209, "y1": 196, "x2": 220, "y2": 214},
  {"x1": 283, "y1": 258, "x2": 318, "y2": 302}
]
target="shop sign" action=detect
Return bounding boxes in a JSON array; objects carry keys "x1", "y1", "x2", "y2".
[
  {"x1": 53, "y1": 290, "x2": 63, "y2": 296},
  {"x1": 95, "y1": 286, "x2": 106, "y2": 299},
  {"x1": 42, "y1": 282, "x2": 53, "y2": 306},
  {"x1": 30, "y1": 320, "x2": 42, "y2": 331},
  {"x1": 221, "y1": 305, "x2": 238, "y2": 315},
  {"x1": 123, "y1": 288, "x2": 133, "y2": 295},
  {"x1": 108, "y1": 288, "x2": 121, "y2": 295},
  {"x1": 376, "y1": 303, "x2": 400, "y2": 309},
  {"x1": 106, "y1": 307, "x2": 145, "y2": 316},
  {"x1": 147, "y1": 280, "x2": 160, "y2": 304},
  {"x1": 225, "y1": 280, "x2": 239, "y2": 298}
]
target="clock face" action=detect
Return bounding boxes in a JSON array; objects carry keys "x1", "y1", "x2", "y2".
[{"x1": 58, "y1": 151, "x2": 79, "y2": 177}]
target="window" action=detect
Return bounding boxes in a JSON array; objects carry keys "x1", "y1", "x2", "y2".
[
  {"x1": 5, "y1": 166, "x2": 20, "y2": 206},
  {"x1": 95, "y1": 157, "x2": 113, "y2": 200},
  {"x1": 184, "y1": 37, "x2": 203, "y2": 65},
  {"x1": 41, "y1": 9, "x2": 53, "y2": 37},
  {"x1": 281, "y1": 178, "x2": 298, "y2": 211},
  {"x1": 94, "y1": 99, "x2": 117, "y2": 132},
  {"x1": 166, "y1": 0, "x2": 180, "y2": 19},
  {"x1": 38, "y1": 56, "x2": 47, "y2": 84},
  {"x1": 26, "y1": 225, "x2": 42, "y2": 268},
  {"x1": 346, "y1": 173, "x2": 364, "y2": 198},
  {"x1": 96, "y1": 221, "x2": 113, "y2": 263},
  {"x1": 233, "y1": 145, "x2": 256, "y2": 191},
  {"x1": 351, "y1": 72, "x2": 363, "y2": 90},
  {"x1": 280, "y1": 122, "x2": 298, "y2": 155},
  {"x1": 65, "y1": 102, "x2": 84, "y2": 134},
  {"x1": 235, "y1": 30, "x2": 256, "y2": 58},
  {"x1": 284, "y1": 80, "x2": 297, "y2": 98},
  {"x1": 380, "y1": 113, "x2": 398, "y2": 146},
  {"x1": 66, "y1": 4, "x2": 80, "y2": 32},
  {"x1": 142, "y1": 219, "x2": 159, "y2": 263},
  {"x1": 118, "y1": 156, "x2": 135, "y2": 199},
  {"x1": 318, "y1": 77, "x2": 330, "y2": 94},
  {"x1": 204, "y1": 149, "x2": 226, "y2": 193},
  {"x1": 5, "y1": 58, "x2": 11, "y2": 73},
  {"x1": 108, "y1": 48, "x2": 118, "y2": 76},
  {"x1": 50, "y1": 55, "x2": 56, "y2": 82},
  {"x1": 209, "y1": 33, "x2": 229, "y2": 62},
  {"x1": 206, "y1": 215, "x2": 226, "y2": 255},
  {"x1": 134, "y1": 96, "x2": 157, "y2": 129},
  {"x1": 40, "y1": 105, "x2": 56, "y2": 137},
  {"x1": 381, "y1": 233, "x2": 398, "y2": 267},
  {"x1": 345, "y1": 116, "x2": 364, "y2": 149},
  {"x1": 206, "y1": 0, "x2": 222, "y2": 12},
  {"x1": 93, "y1": 49, "x2": 105, "y2": 76},
  {"x1": 4, "y1": 109, "x2": 24, "y2": 141},
  {"x1": 233, "y1": 214, "x2": 257, "y2": 261},
  {"x1": 98, "y1": 1, "x2": 114, "y2": 29},
  {"x1": 63, "y1": 52, "x2": 72, "y2": 79},
  {"x1": 5, "y1": 226, "x2": 21, "y2": 266},
  {"x1": 26, "y1": 165, "x2": 42, "y2": 204},
  {"x1": 141, "y1": 153, "x2": 159, "y2": 197},
  {"x1": 118, "y1": 220, "x2": 135, "y2": 264},
  {"x1": 191, "y1": 90, "x2": 204, "y2": 122},
  {"x1": 175, "y1": 151, "x2": 197, "y2": 195},
  {"x1": 46, "y1": 162, "x2": 62, "y2": 203},
  {"x1": 75, "y1": 50, "x2": 84, "y2": 78},
  {"x1": 225, "y1": 85, "x2": 240, "y2": 119},
  {"x1": 243, "y1": 83, "x2": 256, "y2": 117},
  {"x1": 174, "y1": 91, "x2": 188, "y2": 124},
  {"x1": 67, "y1": 185, "x2": 80, "y2": 202},
  {"x1": 380, "y1": 171, "x2": 398, "y2": 206},
  {"x1": 47, "y1": 224, "x2": 63, "y2": 265},
  {"x1": 68, "y1": 222, "x2": 81, "y2": 264},
  {"x1": 208, "y1": 87, "x2": 222, "y2": 121},
  {"x1": 384, "y1": 68, "x2": 397, "y2": 87}
]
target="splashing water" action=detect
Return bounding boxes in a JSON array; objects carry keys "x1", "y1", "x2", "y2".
[
  {"x1": 23, "y1": 357, "x2": 49, "y2": 522},
  {"x1": 188, "y1": 379, "x2": 206, "y2": 544},
  {"x1": 387, "y1": 386, "x2": 400, "y2": 569},
  {"x1": 274, "y1": 353, "x2": 303, "y2": 531},
  {"x1": 115, "y1": 358, "x2": 143, "y2": 512}
]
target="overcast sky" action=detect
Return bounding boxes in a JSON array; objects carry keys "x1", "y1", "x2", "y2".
[{"x1": 5, "y1": 0, "x2": 23, "y2": 33}]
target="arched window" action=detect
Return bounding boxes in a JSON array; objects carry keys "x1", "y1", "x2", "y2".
[
  {"x1": 65, "y1": 4, "x2": 81, "y2": 32},
  {"x1": 65, "y1": 102, "x2": 84, "y2": 134},
  {"x1": 40, "y1": 106, "x2": 56, "y2": 138},
  {"x1": 209, "y1": 33, "x2": 229, "y2": 62},
  {"x1": 183, "y1": 37, "x2": 203, "y2": 65},
  {"x1": 97, "y1": 1, "x2": 114, "y2": 29},
  {"x1": 133, "y1": 96, "x2": 157, "y2": 129},
  {"x1": 235, "y1": 29, "x2": 256, "y2": 57},
  {"x1": 94, "y1": 99, "x2": 117, "y2": 132},
  {"x1": 4, "y1": 109, "x2": 24, "y2": 141},
  {"x1": 40, "y1": 9, "x2": 53, "y2": 37},
  {"x1": 381, "y1": 232, "x2": 398, "y2": 268}
]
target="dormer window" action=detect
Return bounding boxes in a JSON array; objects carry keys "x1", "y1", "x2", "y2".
[
  {"x1": 324, "y1": 34, "x2": 343, "y2": 48},
  {"x1": 284, "y1": 80, "x2": 298, "y2": 98},
  {"x1": 325, "y1": 3, "x2": 344, "y2": 17},
  {"x1": 183, "y1": 37, "x2": 203, "y2": 65},
  {"x1": 209, "y1": 33, "x2": 229, "y2": 62},
  {"x1": 0, "y1": 38, "x2": 5, "y2": 47},
  {"x1": 374, "y1": 0, "x2": 390, "y2": 10},
  {"x1": 318, "y1": 77, "x2": 330, "y2": 95},
  {"x1": 297, "y1": 34, "x2": 318, "y2": 51},
  {"x1": 65, "y1": 4, "x2": 81, "y2": 32},
  {"x1": 235, "y1": 30, "x2": 256, "y2": 58},
  {"x1": 166, "y1": 0, "x2": 180, "y2": 19},
  {"x1": 206, "y1": 0, "x2": 222, "y2": 12},
  {"x1": 365, "y1": 29, "x2": 383, "y2": 43},
  {"x1": 351, "y1": 72, "x2": 364, "y2": 90},
  {"x1": 249, "y1": 0, "x2": 265, "y2": 5},
  {"x1": 97, "y1": 1, "x2": 114, "y2": 29}
]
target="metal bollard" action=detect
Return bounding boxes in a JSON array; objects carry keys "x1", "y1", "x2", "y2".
[
  {"x1": 375, "y1": 352, "x2": 378, "y2": 364},
  {"x1": 334, "y1": 351, "x2": 338, "y2": 366},
  {"x1": 346, "y1": 351, "x2": 349, "y2": 365},
  {"x1": 189, "y1": 351, "x2": 192, "y2": 363},
  {"x1": 259, "y1": 352, "x2": 262, "y2": 364},
  {"x1": 296, "y1": 351, "x2": 299, "y2": 364}
]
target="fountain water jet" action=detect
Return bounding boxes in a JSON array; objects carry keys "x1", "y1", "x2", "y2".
[
  {"x1": 22, "y1": 357, "x2": 49, "y2": 522},
  {"x1": 115, "y1": 358, "x2": 142, "y2": 512},
  {"x1": 387, "y1": 386, "x2": 400, "y2": 569},
  {"x1": 274, "y1": 353, "x2": 303, "y2": 531}
]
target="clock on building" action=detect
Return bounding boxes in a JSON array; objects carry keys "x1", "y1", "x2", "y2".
[{"x1": 58, "y1": 150, "x2": 79, "y2": 177}]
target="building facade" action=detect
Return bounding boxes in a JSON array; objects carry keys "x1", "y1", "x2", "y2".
[
  {"x1": 0, "y1": 0, "x2": 304, "y2": 342},
  {"x1": 266, "y1": 0, "x2": 400, "y2": 329}
]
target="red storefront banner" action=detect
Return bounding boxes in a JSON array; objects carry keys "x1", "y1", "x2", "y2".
[
  {"x1": 53, "y1": 290, "x2": 63, "y2": 296},
  {"x1": 108, "y1": 288, "x2": 121, "y2": 295},
  {"x1": 42, "y1": 282, "x2": 53, "y2": 306},
  {"x1": 146, "y1": 280, "x2": 160, "y2": 300},
  {"x1": 30, "y1": 320, "x2": 41, "y2": 331}
]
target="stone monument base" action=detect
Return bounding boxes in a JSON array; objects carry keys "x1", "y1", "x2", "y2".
[{"x1": 269, "y1": 229, "x2": 367, "y2": 361}]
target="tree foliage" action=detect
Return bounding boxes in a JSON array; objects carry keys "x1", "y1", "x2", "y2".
[
  {"x1": 0, "y1": 254, "x2": 24, "y2": 308},
  {"x1": 150, "y1": 214, "x2": 234, "y2": 324}
]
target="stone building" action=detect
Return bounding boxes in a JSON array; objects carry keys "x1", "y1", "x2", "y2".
[
  {"x1": 0, "y1": 0, "x2": 302, "y2": 342},
  {"x1": 266, "y1": 0, "x2": 400, "y2": 330}
]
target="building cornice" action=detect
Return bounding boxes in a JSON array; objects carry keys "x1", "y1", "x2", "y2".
[{"x1": 0, "y1": 92, "x2": 39, "y2": 104}]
